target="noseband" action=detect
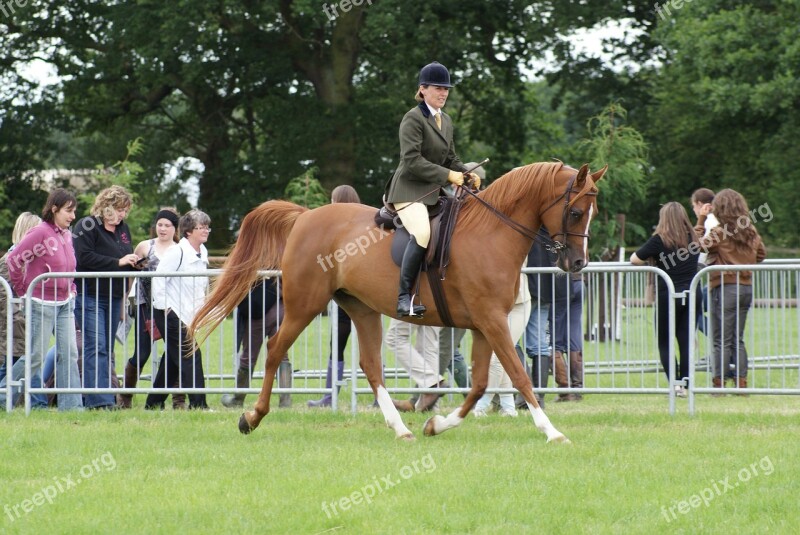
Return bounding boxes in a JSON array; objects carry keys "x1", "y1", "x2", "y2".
[{"x1": 538, "y1": 173, "x2": 597, "y2": 252}]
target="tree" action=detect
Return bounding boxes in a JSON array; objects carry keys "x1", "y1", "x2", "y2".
[
  {"x1": 580, "y1": 102, "x2": 648, "y2": 260},
  {"x1": 0, "y1": 98, "x2": 55, "y2": 249},
  {"x1": 284, "y1": 168, "x2": 328, "y2": 209},
  {"x1": 645, "y1": 0, "x2": 800, "y2": 246},
  {"x1": 1, "y1": 1, "x2": 644, "y2": 248}
]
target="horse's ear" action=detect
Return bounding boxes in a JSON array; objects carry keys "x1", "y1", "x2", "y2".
[
  {"x1": 590, "y1": 164, "x2": 608, "y2": 183},
  {"x1": 575, "y1": 164, "x2": 589, "y2": 186}
]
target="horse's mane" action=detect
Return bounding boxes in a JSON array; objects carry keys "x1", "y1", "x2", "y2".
[{"x1": 458, "y1": 161, "x2": 562, "y2": 233}]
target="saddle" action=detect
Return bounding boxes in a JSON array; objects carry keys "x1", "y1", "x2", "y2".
[{"x1": 374, "y1": 195, "x2": 464, "y2": 326}]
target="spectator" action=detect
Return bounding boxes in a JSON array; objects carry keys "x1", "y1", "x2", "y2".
[
  {"x1": 691, "y1": 188, "x2": 719, "y2": 337},
  {"x1": 521, "y1": 226, "x2": 556, "y2": 408},
  {"x1": 144, "y1": 209, "x2": 211, "y2": 410},
  {"x1": 73, "y1": 185, "x2": 139, "y2": 410},
  {"x1": 5, "y1": 189, "x2": 83, "y2": 411},
  {"x1": 221, "y1": 278, "x2": 287, "y2": 408},
  {"x1": 437, "y1": 328, "x2": 468, "y2": 391},
  {"x1": 118, "y1": 208, "x2": 181, "y2": 409},
  {"x1": 386, "y1": 319, "x2": 445, "y2": 413},
  {"x1": 473, "y1": 271, "x2": 530, "y2": 417},
  {"x1": 630, "y1": 202, "x2": 701, "y2": 396},
  {"x1": 551, "y1": 270, "x2": 585, "y2": 402},
  {"x1": 1, "y1": 212, "x2": 41, "y2": 377},
  {"x1": 691, "y1": 188, "x2": 720, "y2": 267},
  {"x1": 696, "y1": 189, "x2": 766, "y2": 393},
  {"x1": 308, "y1": 185, "x2": 362, "y2": 408},
  {"x1": 0, "y1": 212, "x2": 47, "y2": 408}
]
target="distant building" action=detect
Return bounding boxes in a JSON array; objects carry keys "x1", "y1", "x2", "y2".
[{"x1": 24, "y1": 168, "x2": 113, "y2": 193}]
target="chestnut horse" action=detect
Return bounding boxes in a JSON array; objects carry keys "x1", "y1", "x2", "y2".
[{"x1": 191, "y1": 161, "x2": 605, "y2": 442}]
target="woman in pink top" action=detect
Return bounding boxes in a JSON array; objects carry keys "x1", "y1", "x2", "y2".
[{"x1": 4, "y1": 189, "x2": 83, "y2": 411}]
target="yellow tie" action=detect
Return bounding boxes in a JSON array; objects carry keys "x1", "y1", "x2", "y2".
[{"x1": 435, "y1": 112, "x2": 442, "y2": 130}]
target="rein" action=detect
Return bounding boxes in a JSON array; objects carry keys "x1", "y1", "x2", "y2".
[{"x1": 456, "y1": 173, "x2": 596, "y2": 253}]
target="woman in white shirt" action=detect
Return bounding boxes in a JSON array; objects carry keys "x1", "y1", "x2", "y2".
[{"x1": 144, "y1": 210, "x2": 211, "y2": 410}]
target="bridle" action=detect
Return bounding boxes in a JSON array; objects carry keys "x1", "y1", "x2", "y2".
[
  {"x1": 458, "y1": 171, "x2": 597, "y2": 253},
  {"x1": 537, "y1": 172, "x2": 597, "y2": 252}
]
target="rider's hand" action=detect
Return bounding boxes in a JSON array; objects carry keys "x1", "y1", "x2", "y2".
[
  {"x1": 467, "y1": 172, "x2": 481, "y2": 189},
  {"x1": 447, "y1": 170, "x2": 464, "y2": 186}
]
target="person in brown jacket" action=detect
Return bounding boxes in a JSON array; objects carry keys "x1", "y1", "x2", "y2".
[{"x1": 695, "y1": 189, "x2": 766, "y2": 392}]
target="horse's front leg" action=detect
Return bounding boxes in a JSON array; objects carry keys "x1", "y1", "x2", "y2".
[
  {"x1": 423, "y1": 329, "x2": 491, "y2": 437},
  {"x1": 478, "y1": 320, "x2": 569, "y2": 443}
]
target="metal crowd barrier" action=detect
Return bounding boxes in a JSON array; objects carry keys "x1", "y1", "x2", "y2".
[{"x1": 2, "y1": 261, "x2": 798, "y2": 415}]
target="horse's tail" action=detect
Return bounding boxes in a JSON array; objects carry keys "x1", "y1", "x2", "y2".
[{"x1": 191, "y1": 200, "x2": 307, "y2": 342}]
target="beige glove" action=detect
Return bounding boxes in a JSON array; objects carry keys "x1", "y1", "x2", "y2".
[
  {"x1": 447, "y1": 170, "x2": 464, "y2": 186},
  {"x1": 466, "y1": 172, "x2": 481, "y2": 189}
]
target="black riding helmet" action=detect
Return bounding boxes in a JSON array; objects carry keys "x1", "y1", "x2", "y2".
[{"x1": 418, "y1": 61, "x2": 453, "y2": 88}]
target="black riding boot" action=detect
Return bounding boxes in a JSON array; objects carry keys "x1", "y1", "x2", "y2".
[
  {"x1": 397, "y1": 237, "x2": 427, "y2": 317},
  {"x1": 530, "y1": 355, "x2": 551, "y2": 409}
]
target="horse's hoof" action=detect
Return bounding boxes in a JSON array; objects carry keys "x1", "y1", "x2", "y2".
[
  {"x1": 398, "y1": 433, "x2": 416, "y2": 442},
  {"x1": 238, "y1": 413, "x2": 253, "y2": 435},
  {"x1": 547, "y1": 433, "x2": 571, "y2": 444},
  {"x1": 423, "y1": 416, "x2": 438, "y2": 437}
]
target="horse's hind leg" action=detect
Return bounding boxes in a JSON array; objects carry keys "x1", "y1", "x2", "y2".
[
  {"x1": 239, "y1": 312, "x2": 316, "y2": 434},
  {"x1": 339, "y1": 298, "x2": 414, "y2": 440}
]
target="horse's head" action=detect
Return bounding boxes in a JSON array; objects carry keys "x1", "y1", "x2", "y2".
[{"x1": 540, "y1": 163, "x2": 606, "y2": 272}]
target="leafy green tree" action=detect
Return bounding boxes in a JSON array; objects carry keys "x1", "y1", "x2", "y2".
[
  {"x1": 75, "y1": 138, "x2": 155, "y2": 245},
  {"x1": 646, "y1": 0, "x2": 800, "y2": 247},
  {"x1": 1, "y1": 0, "x2": 642, "y2": 249},
  {"x1": 284, "y1": 168, "x2": 328, "y2": 209},
  {"x1": 580, "y1": 102, "x2": 648, "y2": 259},
  {"x1": 0, "y1": 98, "x2": 55, "y2": 249}
]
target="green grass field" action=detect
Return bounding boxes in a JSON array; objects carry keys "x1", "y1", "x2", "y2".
[
  {"x1": 5, "y1": 277, "x2": 798, "y2": 533},
  {"x1": 2, "y1": 394, "x2": 799, "y2": 534}
]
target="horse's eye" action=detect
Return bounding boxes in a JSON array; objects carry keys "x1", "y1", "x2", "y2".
[{"x1": 570, "y1": 209, "x2": 582, "y2": 220}]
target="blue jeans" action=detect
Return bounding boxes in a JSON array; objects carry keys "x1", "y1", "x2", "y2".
[
  {"x1": 0, "y1": 299, "x2": 81, "y2": 410},
  {"x1": 31, "y1": 299, "x2": 83, "y2": 410},
  {"x1": 0, "y1": 359, "x2": 47, "y2": 409},
  {"x1": 524, "y1": 301, "x2": 551, "y2": 358},
  {"x1": 43, "y1": 345, "x2": 56, "y2": 384},
  {"x1": 695, "y1": 285, "x2": 709, "y2": 335},
  {"x1": 551, "y1": 280, "x2": 584, "y2": 353},
  {"x1": 76, "y1": 293, "x2": 121, "y2": 408}
]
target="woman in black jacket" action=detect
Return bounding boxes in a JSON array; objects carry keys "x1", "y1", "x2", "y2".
[{"x1": 73, "y1": 185, "x2": 140, "y2": 409}]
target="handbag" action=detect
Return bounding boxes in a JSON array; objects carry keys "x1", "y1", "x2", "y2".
[{"x1": 144, "y1": 318, "x2": 163, "y2": 341}]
